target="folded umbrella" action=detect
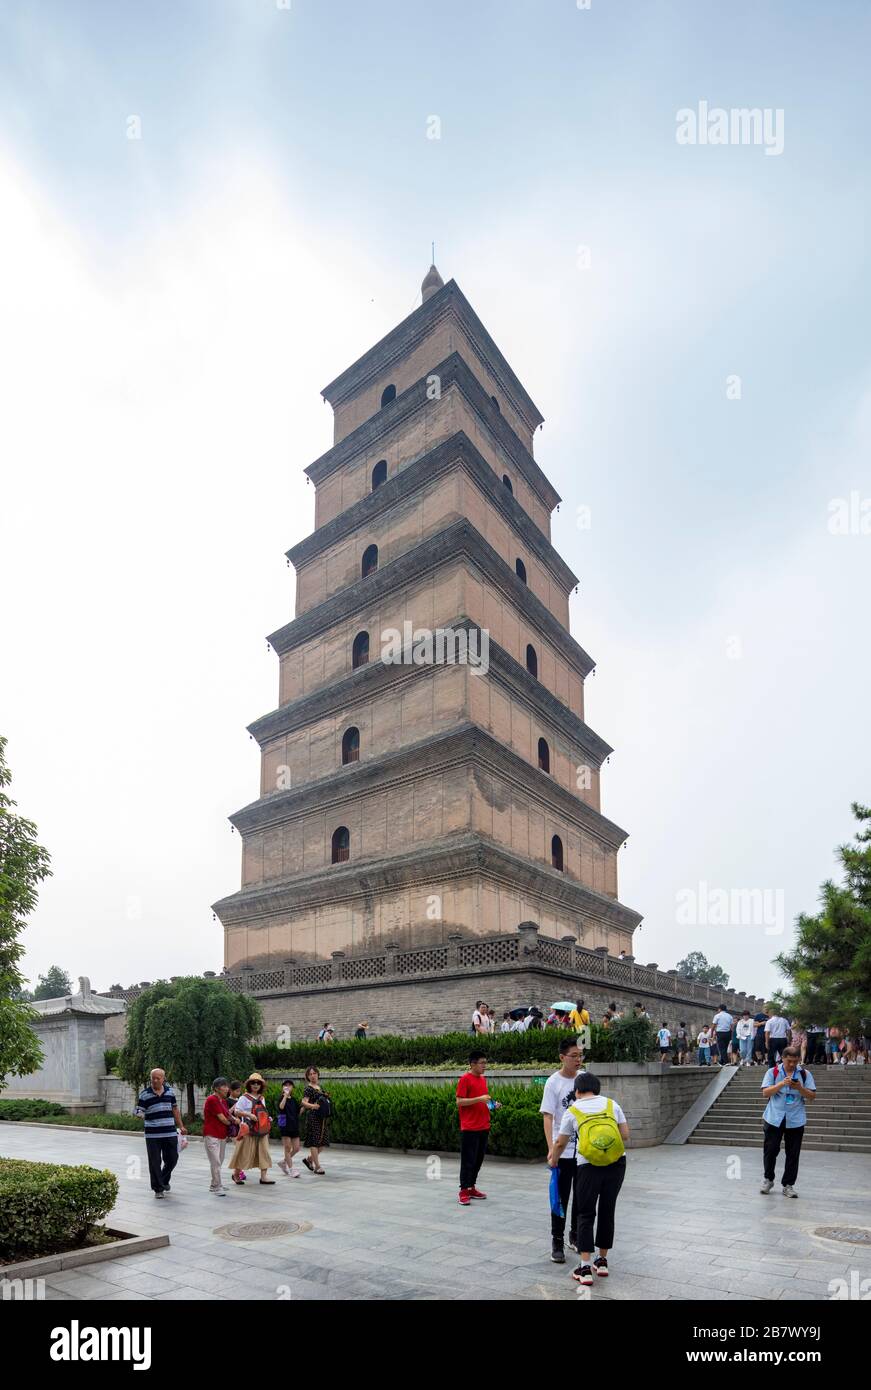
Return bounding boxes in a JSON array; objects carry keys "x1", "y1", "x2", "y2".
[{"x1": 548, "y1": 1165, "x2": 564, "y2": 1217}]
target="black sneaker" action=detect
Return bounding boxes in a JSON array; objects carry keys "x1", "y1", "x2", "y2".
[
  {"x1": 153, "y1": 1190, "x2": 164, "y2": 1199},
  {"x1": 593, "y1": 1256, "x2": 609, "y2": 1278},
  {"x1": 571, "y1": 1264, "x2": 594, "y2": 1285},
  {"x1": 551, "y1": 1239, "x2": 566, "y2": 1264}
]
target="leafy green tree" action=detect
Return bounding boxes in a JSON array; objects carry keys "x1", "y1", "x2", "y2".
[
  {"x1": 0, "y1": 736, "x2": 52, "y2": 1088},
  {"x1": 675, "y1": 950, "x2": 730, "y2": 988},
  {"x1": 33, "y1": 965, "x2": 73, "y2": 1000},
  {"x1": 119, "y1": 976, "x2": 262, "y2": 1117},
  {"x1": 775, "y1": 803, "x2": 871, "y2": 1033}
]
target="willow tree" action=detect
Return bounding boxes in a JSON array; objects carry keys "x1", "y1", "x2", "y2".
[
  {"x1": 775, "y1": 803, "x2": 871, "y2": 1033},
  {"x1": 119, "y1": 975, "x2": 262, "y2": 1117},
  {"x1": 0, "y1": 736, "x2": 51, "y2": 1088}
]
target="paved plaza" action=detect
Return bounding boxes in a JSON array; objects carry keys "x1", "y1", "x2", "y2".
[{"x1": 4, "y1": 1125, "x2": 871, "y2": 1301}]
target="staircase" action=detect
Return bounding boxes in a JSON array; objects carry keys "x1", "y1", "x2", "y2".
[{"x1": 688, "y1": 1064, "x2": 871, "y2": 1153}]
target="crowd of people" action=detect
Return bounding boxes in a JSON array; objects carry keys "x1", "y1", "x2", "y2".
[
  {"x1": 458, "y1": 1025, "x2": 824, "y2": 1286},
  {"x1": 136, "y1": 1066, "x2": 334, "y2": 1197},
  {"x1": 657, "y1": 1008, "x2": 871, "y2": 1068}
]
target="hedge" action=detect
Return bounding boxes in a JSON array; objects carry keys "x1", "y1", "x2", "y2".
[
  {"x1": 27, "y1": 1081, "x2": 547, "y2": 1158},
  {"x1": 0, "y1": 1158, "x2": 119, "y2": 1261},
  {"x1": 253, "y1": 1018, "x2": 655, "y2": 1071},
  {"x1": 0, "y1": 1098, "x2": 70, "y2": 1122}
]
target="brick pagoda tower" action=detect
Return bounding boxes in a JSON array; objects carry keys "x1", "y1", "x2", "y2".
[{"x1": 214, "y1": 267, "x2": 641, "y2": 973}]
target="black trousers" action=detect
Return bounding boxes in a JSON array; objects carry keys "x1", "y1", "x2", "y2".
[
  {"x1": 767, "y1": 1037, "x2": 788, "y2": 1066},
  {"x1": 573, "y1": 1156, "x2": 626, "y2": 1254},
  {"x1": 763, "y1": 1120, "x2": 804, "y2": 1186},
  {"x1": 716, "y1": 1032, "x2": 731, "y2": 1063},
  {"x1": 146, "y1": 1136, "x2": 179, "y2": 1193},
  {"x1": 806, "y1": 1034, "x2": 824, "y2": 1065},
  {"x1": 551, "y1": 1156, "x2": 576, "y2": 1246},
  {"x1": 459, "y1": 1130, "x2": 488, "y2": 1190}
]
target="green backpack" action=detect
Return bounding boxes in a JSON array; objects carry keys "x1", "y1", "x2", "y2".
[{"x1": 570, "y1": 1098, "x2": 625, "y2": 1166}]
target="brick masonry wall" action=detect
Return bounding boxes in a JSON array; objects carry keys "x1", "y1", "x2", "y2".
[{"x1": 252, "y1": 971, "x2": 734, "y2": 1045}]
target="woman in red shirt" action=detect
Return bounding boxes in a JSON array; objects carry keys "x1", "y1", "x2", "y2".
[{"x1": 202, "y1": 1078, "x2": 232, "y2": 1196}]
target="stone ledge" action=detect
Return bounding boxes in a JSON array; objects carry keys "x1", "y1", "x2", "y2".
[{"x1": 0, "y1": 1229, "x2": 169, "y2": 1280}]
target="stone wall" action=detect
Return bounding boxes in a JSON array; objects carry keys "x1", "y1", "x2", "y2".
[{"x1": 4, "y1": 1013, "x2": 112, "y2": 1112}]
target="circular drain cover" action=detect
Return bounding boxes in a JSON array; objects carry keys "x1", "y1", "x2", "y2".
[
  {"x1": 214, "y1": 1219, "x2": 306, "y2": 1241},
  {"x1": 814, "y1": 1227, "x2": 871, "y2": 1245}
]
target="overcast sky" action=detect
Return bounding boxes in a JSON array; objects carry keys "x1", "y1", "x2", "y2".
[{"x1": 2, "y1": 0, "x2": 869, "y2": 1000}]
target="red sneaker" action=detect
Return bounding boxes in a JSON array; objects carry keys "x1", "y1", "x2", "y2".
[
  {"x1": 469, "y1": 1187, "x2": 487, "y2": 1199},
  {"x1": 458, "y1": 1188, "x2": 471, "y2": 1206}
]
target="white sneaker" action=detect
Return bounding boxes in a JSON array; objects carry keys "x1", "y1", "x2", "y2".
[
  {"x1": 760, "y1": 1179, "x2": 774, "y2": 1194},
  {"x1": 277, "y1": 1160, "x2": 289, "y2": 1175},
  {"x1": 783, "y1": 1185, "x2": 798, "y2": 1198}
]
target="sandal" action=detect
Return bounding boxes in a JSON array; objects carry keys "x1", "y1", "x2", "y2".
[
  {"x1": 259, "y1": 1178, "x2": 275, "y2": 1185},
  {"x1": 302, "y1": 1157, "x2": 314, "y2": 1172},
  {"x1": 314, "y1": 1168, "x2": 326, "y2": 1175}
]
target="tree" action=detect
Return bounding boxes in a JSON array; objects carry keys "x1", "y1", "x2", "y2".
[
  {"x1": 775, "y1": 803, "x2": 871, "y2": 1033},
  {"x1": 33, "y1": 965, "x2": 73, "y2": 1000},
  {"x1": 0, "y1": 736, "x2": 52, "y2": 1087},
  {"x1": 675, "y1": 950, "x2": 730, "y2": 988},
  {"x1": 119, "y1": 976, "x2": 262, "y2": 1117}
]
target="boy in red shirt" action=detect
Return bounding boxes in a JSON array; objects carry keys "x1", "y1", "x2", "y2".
[{"x1": 456, "y1": 1050, "x2": 501, "y2": 1206}]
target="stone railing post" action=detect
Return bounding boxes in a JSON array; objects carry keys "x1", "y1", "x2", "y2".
[
  {"x1": 383, "y1": 941, "x2": 399, "y2": 975},
  {"x1": 517, "y1": 921, "x2": 540, "y2": 958},
  {"x1": 330, "y1": 951, "x2": 345, "y2": 983},
  {"x1": 446, "y1": 933, "x2": 463, "y2": 969},
  {"x1": 645, "y1": 962, "x2": 659, "y2": 971}
]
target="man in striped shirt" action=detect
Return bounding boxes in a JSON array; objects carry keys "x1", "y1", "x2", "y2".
[{"x1": 137, "y1": 1068, "x2": 186, "y2": 1199}]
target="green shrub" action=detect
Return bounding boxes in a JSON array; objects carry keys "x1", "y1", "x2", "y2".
[
  {"x1": 0, "y1": 1158, "x2": 119, "y2": 1261},
  {"x1": 0, "y1": 1098, "x2": 69, "y2": 1122},
  {"x1": 104, "y1": 1048, "x2": 120, "y2": 1074},
  {"x1": 253, "y1": 1018, "x2": 655, "y2": 1071},
  {"x1": 261, "y1": 1079, "x2": 544, "y2": 1158},
  {"x1": 32, "y1": 1112, "x2": 204, "y2": 1135}
]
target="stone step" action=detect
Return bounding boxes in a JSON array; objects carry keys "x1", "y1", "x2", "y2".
[
  {"x1": 688, "y1": 1136, "x2": 871, "y2": 1153},
  {"x1": 689, "y1": 1128, "x2": 871, "y2": 1142}
]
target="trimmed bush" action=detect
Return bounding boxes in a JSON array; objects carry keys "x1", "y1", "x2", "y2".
[
  {"x1": 0, "y1": 1098, "x2": 69, "y2": 1122},
  {"x1": 253, "y1": 1017, "x2": 655, "y2": 1071},
  {"x1": 0, "y1": 1157, "x2": 119, "y2": 1261},
  {"x1": 261, "y1": 1080, "x2": 544, "y2": 1158},
  {"x1": 104, "y1": 1048, "x2": 120, "y2": 1075}
]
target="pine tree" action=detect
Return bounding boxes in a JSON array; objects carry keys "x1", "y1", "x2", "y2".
[
  {"x1": 775, "y1": 803, "x2": 871, "y2": 1032},
  {"x1": 0, "y1": 736, "x2": 52, "y2": 1086},
  {"x1": 33, "y1": 964, "x2": 73, "y2": 1000}
]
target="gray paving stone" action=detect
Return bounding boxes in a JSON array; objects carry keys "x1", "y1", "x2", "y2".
[{"x1": 3, "y1": 1124, "x2": 869, "y2": 1303}]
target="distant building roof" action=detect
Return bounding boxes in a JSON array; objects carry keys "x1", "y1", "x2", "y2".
[{"x1": 30, "y1": 975, "x2": 126, "y2": 1017}]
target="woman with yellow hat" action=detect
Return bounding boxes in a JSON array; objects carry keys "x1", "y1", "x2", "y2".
[{"x1": 229, "y1": 1073, "x2": 275, "y2": 1185}]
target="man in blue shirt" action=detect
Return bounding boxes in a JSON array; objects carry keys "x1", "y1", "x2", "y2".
[
  {"x1": 136, "y1": 1067, "x2": 186, "y2": 1199},
  {"x1": 759, "y1": 1046, "x2": 816, "y2": 1197}
]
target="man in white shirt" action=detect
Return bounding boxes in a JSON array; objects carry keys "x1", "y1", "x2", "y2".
[
  {"x1": 657, "y1": 1023, "x2": 672, "y2": 1061},
  {"x1": 712, "y1": 1007, "x2": 734, "y2": 1066},
  {"x1": 765, "y1": 1012, "x2": 791, "y2": 1066},
  {"x1": 500, "y1": 1012, "x2": 513, "y2": 1033},
  {"x1": 549, "y1": 1072, "x2": 630, "y2": 1286},
  {"x1": 471, "y1": 1001, "x2": 486, "y2": 1035},
  {"x1": 697, "y1": 1027, "x2": 712, "y2": 1065},
  {"x1": 539, "y1": 1036, "x2": 582, "y2": 1264}
]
